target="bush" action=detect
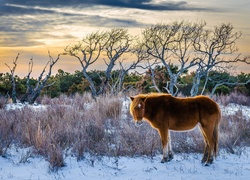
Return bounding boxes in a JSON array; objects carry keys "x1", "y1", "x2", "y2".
[
  {"x1": 215, "y1": 85, "x2": 231, "y2": 95},
  {"x1": 219, "y1": 110, "x2": 250, "y2": 154},
  {"x1": 214, "y1": 91, "x2": 250, "y2": 106}
]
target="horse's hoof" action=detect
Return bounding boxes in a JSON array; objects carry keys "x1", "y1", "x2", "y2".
[
  {"x1": 203, "y1": 162, "x2": 210, "y2": 166},
  {"x1": 161, "y1": 155, "x2": 173, "y2": 163},
  {"x1": 161, "y1": 157, "x2": 168, "y2": 163},
  {"x1": 202, "y1": 160, "x2": 213, "y2": 166},
  {"x1": 161, "y1": 159, "x2": 166, "y2": 163},
  {"x1": 201, "y1": 157, "x2": 206, "y2": 163},
  {"x1": 168, "y1": 154, "x2": 174, "y2": 161}
]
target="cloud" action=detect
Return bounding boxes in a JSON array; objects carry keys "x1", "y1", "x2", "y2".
[
  {"x1": 0, "y1": 0, "x2": 208, "y2": 48},
  {"x1": 1, "y1": 0, "x2": 207, "y2": 13},
  {"x1": 0, "y1": 0, "x2": 208, "y2": 33},
  {"x1": 0, "y1": 33, "x2": 45, "y2": 47},
  {"x1": 81, "y1": 0, "x2": 195, "y2": 11},
  {"x1": 0, "y1": 6, "x2": 143, "y2": 47},
  {"x1": 0, "y1": 3, "x2": 55, "y2": 15}
]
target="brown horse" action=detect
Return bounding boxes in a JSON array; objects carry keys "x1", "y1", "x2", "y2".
[{"x1": 130, "y1": 93, "x2": 221, "y2": 165}]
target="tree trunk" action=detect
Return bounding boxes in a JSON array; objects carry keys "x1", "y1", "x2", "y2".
[
  {"x1": 11, "y1": 77, "x2": 17, "y2": 103},
  {"x1": 190, "y1": 72, "x2": 201, "y2": 97}
]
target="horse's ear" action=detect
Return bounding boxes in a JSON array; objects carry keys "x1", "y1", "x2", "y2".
[{"x1": 130, "y1": 96, "x2": 134, "y2": 101}]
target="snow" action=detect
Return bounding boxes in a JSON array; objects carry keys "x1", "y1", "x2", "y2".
[
  {"x1": 220, "y1": 103, "x2": 250, "y2": 120},
  {"x1": 1, "y1": 101, "x2": 250, "y2": 179},
  {"x1": 1, "y1": 148, "x2": 250, "y2": 180},
  {"x1": 5, "y1": 102, "x2": 47, "y2": 111}
]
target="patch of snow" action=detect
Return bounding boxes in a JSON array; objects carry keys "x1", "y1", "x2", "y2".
[
  {"x1": 1, "y1": 147, "x2": 250, "y2": 179},
  {"x1": 121, "y1": 98, "x2": 130, "y2": 120},
  {"x1": 220, "y1": 103, "x2": 250, "y2": 120},
  {"x1": 5, "y1": 103, "x2": 47, "y2": 111}
]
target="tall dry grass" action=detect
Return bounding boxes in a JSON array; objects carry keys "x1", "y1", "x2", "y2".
[
  {"x1": 0, "y1": 96, "x2": 7, "y2": 109},
  {"x1": 219, "y1": 110, "x2": 250, "y2": 154},
  {"x1": 0, "y1": 92, "x2": 249, "y2": 171},
  {"x1": 213, "y1": 92, "x2": 250, "y2": 106},
  {"x1": 1, "y1": 93, "x2": 157, "y2": 171}
]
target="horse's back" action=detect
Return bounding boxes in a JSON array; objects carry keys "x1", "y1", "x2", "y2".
[
  {"x1": 194, "y1": 96, "x2": 221, "y2": 127},
  {"x1": 145, "y1": 94, "x2": 220, "y2": 130},
  {"x1": 195, "y1": 96, "x2": 220, "y2": 116}
]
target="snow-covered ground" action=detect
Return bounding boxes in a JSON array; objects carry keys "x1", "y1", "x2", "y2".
[
  {"x1": 1, "y1": 147, "x2": 250, "y2": 180},
  {"x1": 221, "y1": 103, "x2": 250, "y2": 120},
  {"x1": 1, "y1": 101, "x2": 250, "y2": 180}
]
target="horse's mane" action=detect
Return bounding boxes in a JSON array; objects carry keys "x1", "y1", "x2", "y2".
[
  {"x1": 143, "y1": 93, "x2": 211, "y2": 101},
  {"x1": 130, "y1": 93, "x2": 169, "y2": 111},
  {"x1": 138, "y1": 93, "x2": 170, "y2": 99}
]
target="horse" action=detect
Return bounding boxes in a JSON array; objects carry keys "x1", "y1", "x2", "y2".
[{"x1": 129, "y1": 93, "x2": 221, "y2": 165}]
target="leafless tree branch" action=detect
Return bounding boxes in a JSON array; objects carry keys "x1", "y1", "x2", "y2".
[{"x1": 5, "y1": 53, "x2": 19, "y2": 103}]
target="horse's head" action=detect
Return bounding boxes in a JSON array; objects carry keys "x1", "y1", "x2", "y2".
[{"x1": 130, "y1": 96, "x2": 146, "y2": 127}]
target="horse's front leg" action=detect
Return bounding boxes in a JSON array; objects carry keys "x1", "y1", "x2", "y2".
[{"x1": 159, "y1": 129, "x2": 173, "y2": 163}]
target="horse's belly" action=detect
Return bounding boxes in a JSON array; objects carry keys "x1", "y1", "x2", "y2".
[
  {"x1": 169, "y1": 124, "x2": 198, "y2": 132},
  {"x1": 168, "y1": 119, "x2": 199, "y2": 131}
]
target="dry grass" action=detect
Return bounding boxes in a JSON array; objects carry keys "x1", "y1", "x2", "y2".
[
  {"x1": 220, "y1": 110, "x2": 250, "y2": 154},
  {"x1": 0, "y1": 96, "x2": 7, "y2": 109},
  {"x1": 0, "y1": 93, "x2": 249, "y2": 171},
  {"x1": 214, "y1": 92, "x2": 250, "y2": 106}
]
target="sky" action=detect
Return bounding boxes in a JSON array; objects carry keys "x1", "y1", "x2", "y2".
[{"x1": 0, "y1": 0, "x2": 250, "y2": 77}]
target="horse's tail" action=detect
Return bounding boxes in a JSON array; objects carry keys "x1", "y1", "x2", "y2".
[{"x1": 213, "y1": 106, "x2": 221, "y2": 158}]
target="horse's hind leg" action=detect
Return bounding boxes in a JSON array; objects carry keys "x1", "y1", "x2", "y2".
[
  {"x1": 202, "y1": 145, "x2": 209, "y2": 164},
  {"x1": 200, "y1": 124, "x2": 214, "y2": 165},
  {"x1": 199, "y1": 126, "x2": 209, "y2": 164}
]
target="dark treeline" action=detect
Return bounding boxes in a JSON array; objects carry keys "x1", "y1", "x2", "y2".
[{"x1": 0, "y1": 67, "x2": 249, "y2": 101}]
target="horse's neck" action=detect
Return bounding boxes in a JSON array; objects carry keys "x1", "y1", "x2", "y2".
[
  {"x1": 144, "y1": 97, "x2": 160, "y2": 123},
  {"x1": 144, "y1": 95, "x2": 171, "y2": 121}
]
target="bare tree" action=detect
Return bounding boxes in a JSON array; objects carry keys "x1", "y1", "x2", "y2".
[
  {"x1": 108, "y1": 59, "x2": 142, "y2": 95},
  {"x1": 124, "y1": 40, "x2": 162, "y2": 93},
  {"x1": 5, "y1": 54, "x2": 19, "y2": 103},
  {"x1": 192, "y1": 23, "x2": 250, "y2": 96},
  {"x1": 65, "y1": 28, "x2": 135, "y2": 97},
  {"x1": 21, "y1": 57, "x2": 33, "y2": 103},
  {"x1": 141, "y1": 21, "x2": 205, "y2": 96},
  {"x1": 23, "y1": 52, "x2": 61, "y2": 104},
  {"x1": 109, "y1": 42, "x2": 149, "y2": 95},
  {"x1": 65, "y1": 31, "x2": 108, "y2": 97},
  {"x1": 101, "y1": 28, "x2": 133, "y2": 94},
  {"x1": 146, "y1": 61, "x2": 162, "y2": 93}
]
